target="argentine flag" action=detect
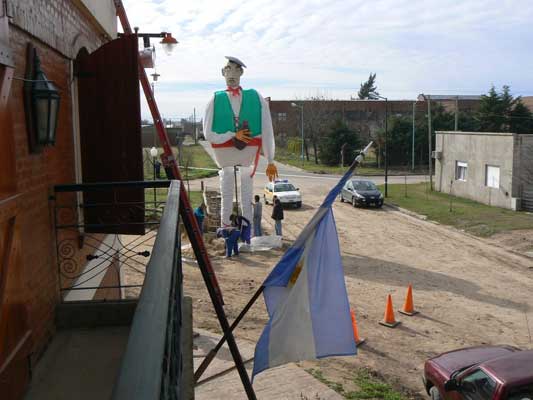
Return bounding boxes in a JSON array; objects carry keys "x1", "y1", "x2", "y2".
[{"x1": 252, "y1": 145, "x2": 371, "y2": 379}]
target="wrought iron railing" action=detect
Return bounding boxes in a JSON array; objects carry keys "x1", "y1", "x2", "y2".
[
  {"x1": 52, "y1": 180, "x2": 172, "y2": 301},
  {"x1": 112, "y1": 180, "x2": 184, "y2": 400}
]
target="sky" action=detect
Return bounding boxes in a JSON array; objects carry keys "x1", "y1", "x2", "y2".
[{"x1": 122, "y1": 0, "x2": 533, "y2": 121}]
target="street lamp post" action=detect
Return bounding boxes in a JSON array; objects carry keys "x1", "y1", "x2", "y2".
[
  {"x1": 291, "y1": 102, "x2": 304, "y2": 166},
  {"x1": 376, "y1": 95, "x2": 388, "y2": 197},
  {"x1": 151, "y1": 71, "x2": 160, "y2": 147},
  {"x1": 150, "y1": 146, "x2": 158, "y2": 207},
  {"x1": 412, "y1": 101, "x2": 417, "y2": 171}
]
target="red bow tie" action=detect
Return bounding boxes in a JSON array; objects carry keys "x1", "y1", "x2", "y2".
[{"x1": 226, "y1": 86, "x2": 242, "y2": 97}]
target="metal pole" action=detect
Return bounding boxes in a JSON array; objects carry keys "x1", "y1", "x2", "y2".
[
  {"x1": 193, "y1": 107, "x2": 197, "y2": 144},
  {"x1": 454, "y1": 96, "x2": 459, "y2": 131},
  {"x1": 412, "y1": 102, "x2": 416, "y2": 171},
  {"x1": 301, "y1": 105, "x2": 304, "y2": 166},
  {"x1": 153, "y1": 156, "x2": 157, "y2": 207},
  {"x1": 384, "y1": 98, "x2": 388, "y2": 197},
  {"x1": 427, "y1": 95, "x2": 433, "y2": 191},
  {"x1": 152, "y1": 82, "x2": 156, "y2": 147},
  {"x1": 234, "y1": 166, "x2": 239, "y2": 216}
]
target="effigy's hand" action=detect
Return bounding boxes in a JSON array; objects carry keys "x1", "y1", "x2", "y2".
[
  {"x1": 266, "y1": 163, "x2": 279, "y2": 181},
  {"x1": 235, "y1": 129, "x2": 251, "y2": 143}
]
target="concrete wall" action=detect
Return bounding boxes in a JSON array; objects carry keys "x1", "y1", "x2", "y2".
[
  {"x1": 79, "y1": 0, "x2": 117, "y2": 38},
  {"x1": 515, "y1": 134, "x2": 533, "y2": 210},
  {"x1": 516, "y1": 135, "x2": 533, "y2": 191},
  {"x1": 435, "y1": 132, "x2": 517, "y2": 209}
]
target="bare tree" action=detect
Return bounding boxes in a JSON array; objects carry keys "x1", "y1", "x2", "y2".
[{"x1": 300, "y1": 95, "x2": 336, "y2": 164}]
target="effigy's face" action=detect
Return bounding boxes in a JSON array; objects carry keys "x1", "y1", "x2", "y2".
[{"x1": 222, "y1": 61, "x2": 243, "y2": 88}]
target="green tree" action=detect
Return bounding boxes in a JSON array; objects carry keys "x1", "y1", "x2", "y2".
[
  {"x1": 476, "y1": 85, "x2": 533, "y2": 132},
  {"x1": 357, "y1": 73, "x2": 379, "y2": 100},
  {"x1": 377, "y1": 104, "x2": 460, "y2": 167},
  {"x1": 509, "y1": 100, "x2": 533, "y2": 133},
  {"x1": 477, "y1": 86, "x2": 505, "y2": 132},
  {"x1": 319, "y1": 120, "x2": 361, "y2": 166}
]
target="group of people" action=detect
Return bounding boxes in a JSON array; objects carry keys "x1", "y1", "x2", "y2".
[
  {"x1": 252, "y1": 194, "x2": 285, "y2": 237},
  {"x1": 194, "y1": 194, "x2": 284, "y2": 258}
]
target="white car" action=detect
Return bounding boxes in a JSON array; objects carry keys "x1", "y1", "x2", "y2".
[{"x1": 264, "y1": 179, "x2": 302, "y2": 208}]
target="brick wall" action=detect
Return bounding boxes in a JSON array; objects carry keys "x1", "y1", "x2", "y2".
[
  {"x1": 5, "y1": 0, "x2": 111, "y2": 361},
  {"x1": 8, "y1": 0, "x2": 111, "y2": 58}
]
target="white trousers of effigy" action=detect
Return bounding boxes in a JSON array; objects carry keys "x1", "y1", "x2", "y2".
[{"x1": 219, "y1": 166, "x2": 254, "y2": 226}]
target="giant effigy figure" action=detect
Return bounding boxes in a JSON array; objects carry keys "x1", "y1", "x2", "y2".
[{"x1": 204, "y1": 56, "x2": 277, "y2": 226}]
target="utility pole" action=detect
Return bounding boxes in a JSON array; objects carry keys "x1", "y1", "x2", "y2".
[
  {"x1": 454, "y1": 96, "x2": 459, "y2": 131},
  {"x1": 376, "y1": 95, "x2": 388, "y2": 196},
  {"x1": 427, "y1": 95, "x2": 433, "y2": 191},
  {"x1": 412, "y1": 101, "x2": 416, "y2": 171},
  {"x1": 193, "y1": 107, "x2": 197, "y2": 144}
]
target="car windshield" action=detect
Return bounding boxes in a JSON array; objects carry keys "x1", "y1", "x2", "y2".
[
  {"x1": 274, "y1": 183, "x2": 296, "y2": 192},
  {"x1": 353, "y1": 181, "x2": 377, "y2": 191}
]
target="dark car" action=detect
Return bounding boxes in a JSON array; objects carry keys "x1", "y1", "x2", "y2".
[
  {"x1": 339, "y1": 179, "x2": 383, "y2": 208},
  {"x1": 423, "y1": 345, "x2": 533, "y2": 400}
]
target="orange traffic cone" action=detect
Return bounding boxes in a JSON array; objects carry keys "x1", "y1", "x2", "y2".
[
  {"x1": 350, "y1": 310, "x2": 366, "y2": 345},
  {"x1": 399, "y1": 284, "x2": 419, "y2": 316},
  {"x1": 379, "y1": 294, "x2": 400, "y2": 328}
]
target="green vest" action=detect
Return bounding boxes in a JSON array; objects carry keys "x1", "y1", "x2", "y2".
[{"x1": 212, "y1": 89, "x2": 262, "y2": 137}]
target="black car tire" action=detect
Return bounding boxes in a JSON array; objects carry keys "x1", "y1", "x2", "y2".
[
  {"x1": 296, "y1": 201, "x2": 302, "y2": 208},
  {"x1": 376, "y1": 202, "x2": 383, "y2": 208},
  {"x1": 264, "y1": 195, "x2": 268, "y2": 205},
  {"x1": 429, "y1": 387, "x2": 441, "y2": 400},
  {"x1": 352, "y1": 197, "x2": 357, "y2": 207},
  {"x1": 340, "y1": 195, "x2": 344, "y2": 203}
]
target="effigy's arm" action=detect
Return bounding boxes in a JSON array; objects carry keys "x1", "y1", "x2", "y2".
[
  {"x1": 260, "y1": 95, "x2": 278, "y2": 180},
  {"x1": 260, "y1": 96, "x2": 275, "y2": 163}
]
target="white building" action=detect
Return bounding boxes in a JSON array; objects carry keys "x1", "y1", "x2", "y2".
[{"x1": 435, "y1": 131, "x2": 533, "y2": 211}]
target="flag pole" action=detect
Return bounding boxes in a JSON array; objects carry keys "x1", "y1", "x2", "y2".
[
  {"x1": 194, "y1": 287, "x2": 264, "y2": 383},
  {"x1": 194, "y1": 141, "x2": 374, "y2": 383}
]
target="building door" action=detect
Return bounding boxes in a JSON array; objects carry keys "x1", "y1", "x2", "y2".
[
  {"x1": 0, "y1": 5, "x2": 33, "y2": 399},
  {"x1": 76, "y1": 35, "x2": 145, "y2": 234}
]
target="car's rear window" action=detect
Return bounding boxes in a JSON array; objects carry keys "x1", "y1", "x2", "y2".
[{"x1": 461, "y1": 369, "x2": 497, "y2": 400}]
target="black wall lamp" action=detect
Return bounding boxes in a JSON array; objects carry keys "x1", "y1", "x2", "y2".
[{"x1": 24, "y1": 43, "x2": 60, "y2": 153}]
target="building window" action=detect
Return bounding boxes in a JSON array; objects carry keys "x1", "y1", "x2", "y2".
[
  {"x1": 486, "y1": 165, "x2": 500, "y2": 189},
  {"x1": 278, "y1": 112, "x2": 287, "y2": 121},
  {"x1": 455, "y1": 161, "x2": 468, "y2": 181}
]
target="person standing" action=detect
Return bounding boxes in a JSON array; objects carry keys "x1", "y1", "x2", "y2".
[
  {"x1": 194, "y1": 203, "x2": 206, "y2": 234},
  {"x1": 252, "y1": 195, "x2": 262, "y2": 237},
  {"x1": 271, "y1": 198, "x2": 284, "y2": 236},
  {"x1": 154, "y1": 160, "x2": 162, "y2": 179}
]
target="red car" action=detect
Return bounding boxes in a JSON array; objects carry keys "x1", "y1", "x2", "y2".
[{"x1": 423, "y1": 345, "x2": 533, "y2": 400}]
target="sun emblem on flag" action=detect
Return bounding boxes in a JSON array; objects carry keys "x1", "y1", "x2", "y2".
[{"x1": 288, "y1": 260, "x2": 303, "y2": 287}]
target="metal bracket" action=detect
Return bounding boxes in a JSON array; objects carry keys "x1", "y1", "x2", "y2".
[
  {"x1": 0, "y1": 1, "x2": 14, "y2": 67},
  {"x1": 0, "y1": 46, "x2": 14, "y2": 68},
  {"x1": 2, "y1": 0, "x2": 13, "y2": 18}
]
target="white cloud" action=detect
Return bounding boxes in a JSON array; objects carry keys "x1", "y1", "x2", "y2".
[{"x1": 122, "y1": 0, "x2": 533, "y2": 119}]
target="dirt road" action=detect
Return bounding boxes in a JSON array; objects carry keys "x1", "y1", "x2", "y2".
[{"x1": 184, "y1": 162, "x2": 533, "y2": 398}]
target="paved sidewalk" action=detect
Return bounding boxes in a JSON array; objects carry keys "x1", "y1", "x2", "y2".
[{"x1": 194, "y1": 328, "x2": 343, "y2": 400}]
